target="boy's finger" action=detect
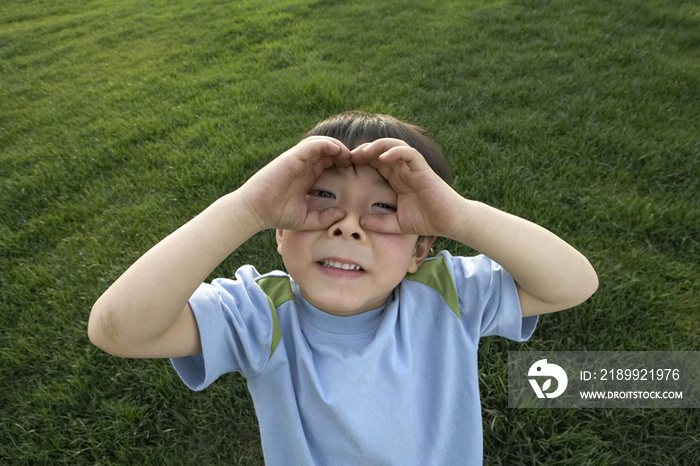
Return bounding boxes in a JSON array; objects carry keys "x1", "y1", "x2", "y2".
[
  {"x1": 359, "y1": 213, "x2": 403, "y2": 235},
  {"x1": 350, "y1": 142, "x2": 372, "y2": 153},
  {"x1": 353, "y1": 143, "x2": 429, "y2": 176},
  {"x1": 302, "y1": 137, "x2": 352, "y2": 162},
  {"x1": 304, "y1": 135, "x2": 349, "y2": 149},
  {"x1": 378, "y1": 147, "x2": 431, "y2": 172},
  {"x1": 298, "y1": 208, "x2": 346, "y2": 231},
  {"x1": 350, "y1": 138, "x2": 410, "y2": 162}
]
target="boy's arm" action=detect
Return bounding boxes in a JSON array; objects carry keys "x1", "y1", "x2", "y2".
[
  {"x1": 352, "y1": 139, "x2": 598, "y2": 317},
  {"x1": 88, "y1": 192, "x2": 261, "y2": 358},
  {"x1": 447, "y1": 200, "x2": 599, "y2": 316},
  {"x1": 88, "y1": 137, "x2": 352, "y2": 358}
]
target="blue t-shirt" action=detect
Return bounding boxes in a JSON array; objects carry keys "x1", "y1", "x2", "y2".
[{"x1": 172, "y1": 251, "x2": 538, "y2": 465}]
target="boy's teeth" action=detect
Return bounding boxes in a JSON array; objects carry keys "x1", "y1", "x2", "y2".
[{"x1": 322, "y1": 260, "x2": 361, "y2": 271}]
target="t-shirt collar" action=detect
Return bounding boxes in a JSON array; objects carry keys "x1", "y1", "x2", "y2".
[{"x1": 291, "y1": 281, "x2": 387, "y2": 336}]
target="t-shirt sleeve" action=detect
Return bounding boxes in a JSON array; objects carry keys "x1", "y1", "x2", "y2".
[
  {"x1": 170, "y1": 266, "x2": 277, "y2": 391},
  {"x1": 443, "y1": 251, "x2": 538, "y2": 342}
]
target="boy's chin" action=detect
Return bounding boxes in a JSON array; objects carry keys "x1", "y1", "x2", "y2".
[{"x1": 303, "y1": 292, "x2": 387, "y2": 317}]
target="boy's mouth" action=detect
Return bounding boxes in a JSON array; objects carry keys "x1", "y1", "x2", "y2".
[{"x1": 318, "y1": 260, "x2": 364, "y2": 271}]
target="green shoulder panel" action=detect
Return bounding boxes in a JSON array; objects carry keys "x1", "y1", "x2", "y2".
[
  {"x1": 404, "y1": 257, "x2": 461, "y2": 320},
  {"x1": 257, "y1": 276, "x2": 295, "y2": 357}
]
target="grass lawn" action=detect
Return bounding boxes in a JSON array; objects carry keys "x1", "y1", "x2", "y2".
[{"x1": 1, "y1": 0, "x2": 699, "y2": 464}]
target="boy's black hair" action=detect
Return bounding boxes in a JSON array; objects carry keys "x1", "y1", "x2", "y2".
[{"x1": 304, "y1": 111, "x2": 454, "y2": 186}]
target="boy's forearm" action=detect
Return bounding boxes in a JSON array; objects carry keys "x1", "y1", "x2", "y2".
[
  {"x1": 448, "y1": 199, "x2": 598, "y2": 315},
  {"x1": 88, "y1": 190, "x2": 261, "y2": 355}
]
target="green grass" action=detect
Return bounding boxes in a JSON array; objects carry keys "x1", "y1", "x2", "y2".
[{"x1": 1, "y1": 0, "x2": 699, "y2": 464}]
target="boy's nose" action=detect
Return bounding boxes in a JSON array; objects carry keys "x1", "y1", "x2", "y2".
[
  {"x1": 328, "y1": 214, "x2": 364, "y2": 241},
  {"x1": 332, "y1": 227, "x2": 361, "y2": 240}
]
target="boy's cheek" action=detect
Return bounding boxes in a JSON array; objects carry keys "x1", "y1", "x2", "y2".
[{"x1": 277, "y1": 230, "x2": 316, "y2": 258}]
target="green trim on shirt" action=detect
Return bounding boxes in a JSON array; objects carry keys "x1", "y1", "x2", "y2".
[
  {"x1": 404, "y1": 257, "x2": 461, "y2": 320},
  {"x1": 257, "y1": 276, "x2": 295, "y2": 357}
]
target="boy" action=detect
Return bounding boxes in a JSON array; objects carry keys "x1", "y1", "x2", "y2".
[{"x1": 89, "y1": 111, "x2": 598, "y2": 465}]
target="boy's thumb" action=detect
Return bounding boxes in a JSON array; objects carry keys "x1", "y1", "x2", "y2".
[
  {"x1": 359, "y1": 214, "x2": 402, "y2": 235},
  {"x1": 301, "y1": 208, "x2": 346, "y2": 231}
]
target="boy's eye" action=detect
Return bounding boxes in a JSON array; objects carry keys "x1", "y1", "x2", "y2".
[
  {"x1": 310, "y1": 190, "x2": 335, "y2": 199},
  {"x1": 374, "y1": 203, "x2": 397, "y2": 213}
]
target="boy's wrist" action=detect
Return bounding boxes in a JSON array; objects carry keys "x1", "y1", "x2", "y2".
[
  {"x1": 215, "y1": 190, "x2": 269, "y2": 238},
  {"x1": 444, "y1": 199, "x2": 483, "y2": 246}
]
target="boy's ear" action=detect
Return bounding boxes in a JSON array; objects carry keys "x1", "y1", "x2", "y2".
[
  {"x1": 407, "y1": 236, "x2": 436, "y2": 273},
  {"x1": 275, "y1": 229, "x2": 284, "y2": 254}
]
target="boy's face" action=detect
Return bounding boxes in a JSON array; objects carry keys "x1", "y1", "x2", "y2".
[{"x1": 276, "y1": 164, "x2": 433, "y2": 316}]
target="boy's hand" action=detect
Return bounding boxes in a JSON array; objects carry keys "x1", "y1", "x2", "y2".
[
  {"x1": 240, "y1": 136, "x2": 353, "y2": 232},
  {"x1": 350, "y1": 139, "x2": 467, "y2": 239}
]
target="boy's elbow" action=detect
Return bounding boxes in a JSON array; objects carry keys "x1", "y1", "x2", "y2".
[
  {"x1": 568, "y1": 262, "x2": 599, "y2": 309},
  {"x1": 521, "y1": 261, "x2": 599, "y2": 317},
  {"x1": 581, "y1": 262, "x2": 599, "y2": 302},
  {"x1": 88, "y1": 302, "x2": 124, "y2": 356}
]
